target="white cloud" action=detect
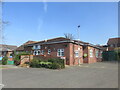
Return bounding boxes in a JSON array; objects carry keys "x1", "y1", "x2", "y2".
[
  {"x1": 37, "y1": 18, "x2": 43, "y2": 31},
  {"x1": 43, "y1": 0, "x2": 48, "y2": 13}
]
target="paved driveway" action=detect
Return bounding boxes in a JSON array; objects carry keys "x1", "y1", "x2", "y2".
[{"x1": 1, "y1": 61, "x2": 118, "y2": 88}]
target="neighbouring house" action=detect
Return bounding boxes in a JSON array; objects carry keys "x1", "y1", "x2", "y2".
[
  {"x1": 20, "y1": 37, "x2": 103, "y2": 65},
  {"x1": 0, "y1": 44, "x2": 17, "y2": 57},
  {"x1": 107, "y1": 37, "x2": 120, "y2": 51}
]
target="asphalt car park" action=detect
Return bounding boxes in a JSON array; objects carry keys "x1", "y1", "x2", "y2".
[{"x1": 1, "y1": 61, "x2": 118, "y2": 88}]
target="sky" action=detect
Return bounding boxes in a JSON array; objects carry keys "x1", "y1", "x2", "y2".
[{"x1": 2, "y1": 2, "x2": 118, "y2": 46}]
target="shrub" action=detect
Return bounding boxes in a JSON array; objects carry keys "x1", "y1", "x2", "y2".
[
  {"x1": 24, "y1": 62, "x2": 30, "y2": 65},
  {"x1": 50, "y1": 63, "x2": 60, "y2": 69},
  {"x1": 13, "y1": 52, "x2": 30, "y2": 66},
  {"x1": 39, "y1": 61, "x2": 52, "y2": 68},
  {"x1": 48, "y1": 58, "x2": 65, "y2": 69},
  {"x1": 29, "y1": 58, "x2": 65, "y2": 69},
  {"x1": 29, "y1": 58, "x2": 41, "y2": 68},
  {"x1": 0, "y1": 61, "x2": 2, "y2": 65},
  {"x1": 2, "y1": 56, "x2": 8, "y2": 65}
]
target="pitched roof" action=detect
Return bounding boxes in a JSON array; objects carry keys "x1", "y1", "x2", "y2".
[
  {"x1": 16, "y1": 40, "x2": 37, "y2": 51},
  {"x1": 26, "y1": 37, "x2": 71, "y2": 46},
  {"x1": 107, "y1": 37, "x2": 120, "y2": 44},
  {"x1": 26, "y1": 37, "x2": 102, "y2": 50},
  {"x1": 0, "y1": 44, "x2": 17, "y2": 51}
]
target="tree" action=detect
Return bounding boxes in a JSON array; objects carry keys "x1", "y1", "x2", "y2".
[{"x1": 64, "y1": 33, "x2": 74, "y2": 40}]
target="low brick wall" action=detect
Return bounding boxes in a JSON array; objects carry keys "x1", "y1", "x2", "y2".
[{"x1": 20, "y1": 55, "x2": 33, "y2": 64}]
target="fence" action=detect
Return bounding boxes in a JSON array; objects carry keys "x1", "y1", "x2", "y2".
[{"x1": 102, "y1": 51, "x2": 118, "y2": 61}]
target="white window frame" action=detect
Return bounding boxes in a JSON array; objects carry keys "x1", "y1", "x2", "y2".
[
  {"x1": 57, "y1": 49, "x2": 64, "y2": 57},
  {"x1": 48, "y1": 49, "x2": 51, "y2": 54},
  {"x1": 89, "y1": 49, "x2": 93, "y2": 57},
  {"x1": 33, "y1": 45, "x2": 41, "y2": 49},
  {"x1": 96, "y1": 50, "x2": 99, "y2": 58},
  {"x1": 75, "y1": 50, "x2": 79, "y2": 57},
  {"x1": 99, "y1": 51, "x2": 103, "y2": 58},
  {"x1": 37, "y1": 45, "x2": 41, "y2": 49},
  {"x1": 33, "y1": 50, "x2": 37, "y2": 55},
  {"x1": 33, "y1": 50, "x2": 41, "y2": 55},
  {"x1": 38, "y1": 50, "x2": 41, "y2": 55},
  {"x1": 41, "y1": 50, "x2": 44, "y2": 55}
]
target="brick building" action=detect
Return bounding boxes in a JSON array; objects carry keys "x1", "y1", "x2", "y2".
[
  {"x1": 107, "y1": 37, "x2": 120, "y2": 51},
  {"x1": 17, "y1": 37, "x2": 103, "y2": 65},
  {"x1": 15, "y1": 40, "x2": 37, "y2": 53},
  {"x1": 0, "y1": 44, "x2": 17, "y2": 57}
]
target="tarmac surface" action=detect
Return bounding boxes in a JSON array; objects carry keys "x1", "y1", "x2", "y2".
[{"x1": 1, "y1": 61, "x2": 118, "y2": 88}]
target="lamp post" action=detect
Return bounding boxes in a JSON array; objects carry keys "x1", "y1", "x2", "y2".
[
  {"x1": 77, "y1": 25, "x2": 81, "y2": 66},
  {"x1": 77, "y1": 25, "x2": 80, "y2": 40}
]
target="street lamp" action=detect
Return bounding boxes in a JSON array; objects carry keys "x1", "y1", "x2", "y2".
[
  {"x1": 77, "y1": 25, "x2": 80, "y2": 40},
  {"x1": 77, "y1": 25, "x2": 81, "y2": 66}
]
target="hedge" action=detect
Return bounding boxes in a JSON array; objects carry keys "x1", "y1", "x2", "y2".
[
  {"x1": 2, "y1": 56, "x2": 8, "y2": 65},
  {"x1": 29, "y1": 58, "x2": 65, "y2": 69}
]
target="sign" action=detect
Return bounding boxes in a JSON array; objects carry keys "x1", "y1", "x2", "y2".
[
  {"x1": 7, "y1": 60, "x2": 14, "y2": 65},
  {"x1": 60, "y1": 57, "x2": 66, "y2": 60},
  {"x1": 0, "y1": 57, "x2": 2, "y2": 61},
  {"x1": 84, "y1": 53, "x2": 88, "y2": 57}
]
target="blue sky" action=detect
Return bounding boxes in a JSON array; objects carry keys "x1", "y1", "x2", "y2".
[{"x1": 2, "y1": 2, "x2": 118, "y2": 46}]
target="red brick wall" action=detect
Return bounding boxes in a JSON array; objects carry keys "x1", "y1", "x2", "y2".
[
  {"x1": 24, "y1": 42, "x2": 102, "y2": 65},
  {"x1": 24, "y1": 42, "x2": 84, "y2": 66},
  {"x1": 83, "y1": 46, "x2": 89, "y2": 63},
  {"x1": 83, "y1": 46, "x2": 102, "y2": 63}
]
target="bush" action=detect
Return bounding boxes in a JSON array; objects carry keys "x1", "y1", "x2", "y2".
[
  {"x1": 13, "y1": 52, "x2": 30, "y2": 66},
  {"x1": 29, "y1": 58, "x2": 41, "y2": 68},
  {"x1": 0, "y1": 61, "x2": 2, "y2": 65},
  {"x1": 14, "y1": 54, "x2": 21, "y2": 66},
  {"x1": 39, "y1": 61, "x2": 52, "y2": 68},
  {"x1": 2, "y1": 56, "x2": 8, "y2": 65},
  {"x1": 50, "y1": 63, "x2": 60, "y2": 69},
  {"x1": 29, "y1": 58, "x2": 65, "y2": 69},
  {"x1": 48, "y1": 58, "x2": 65, "y2": 69}
]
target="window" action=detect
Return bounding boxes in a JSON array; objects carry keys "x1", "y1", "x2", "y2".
[
  {"x1": 33, "y1": 51, "x2": 37, "y2": 55},
  {"x1": 110, "y1": 44, "x2": 115, "y2": 47},
  {"x1": 33, "y1": 45, "x2": 41, "y2": 49},
  {"x1": 99, "y1": 51, "x2": 103, "y2": 58},
  {"x1": 75, "y1": 51, "x2": 79, "y2": 57},
  {"x1": 57, "y1": 49, "x2": 64, "y2": 57},
  {"x1": 89, "y1": 49, "x2": 93, "y2": 57},
  {"x1": 48, "y1": 49, "x2": 51, "y2": 54},
  {"x1": 33, "y1": 50, "x2": 40, "y2": 55},
  {"x1": 37, "y1": 45, "x2": 41, "y2": 49},
  {"x1": 96, "y1": 50, "x2": 99, "y2": 58},
  {"x1": 38, "y1": 50, "x2": 41, "y2": 55},
  {"x1": 41, "y1": 50, "x2": 44, "y2": 55}
]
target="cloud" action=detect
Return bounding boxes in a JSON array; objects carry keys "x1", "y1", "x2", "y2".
[
  {"x1": 43, "y1": 0, "x2": 48, "y2": 13},
  {"x1": 37, "y1": 18, "x2": 43, "y2": 31}
]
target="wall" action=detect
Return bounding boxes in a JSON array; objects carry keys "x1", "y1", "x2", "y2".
[
  {"x1": 83, "y1": 46, "x2": 89, "y2": 63},
  {"x1": 24, "y1": 42, "x2": 84, "y2": 66},
  {"x1": 20, "y1": 55, "x2": 33, "y2": 65},
  {"x1": 23, "y1": 42, "x2": 102, "y2": 65},
  {"x1": 85, "y1": 46, "x2": 102, "y2": 63}
]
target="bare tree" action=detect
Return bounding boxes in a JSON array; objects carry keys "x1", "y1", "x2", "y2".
[{"x1": 64, "y1": 33, "x2": 74, "y2": 40}]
